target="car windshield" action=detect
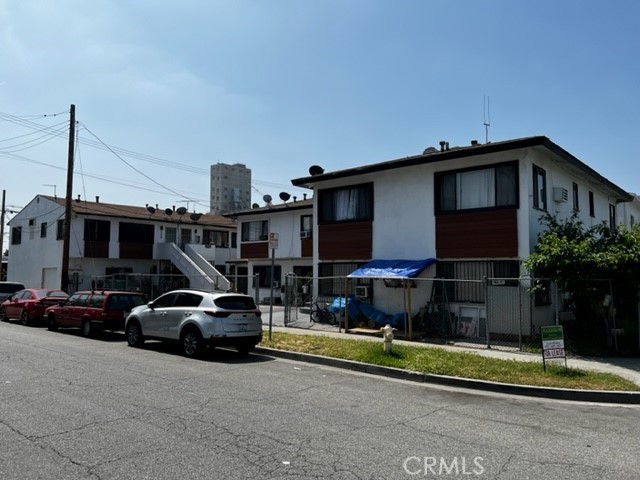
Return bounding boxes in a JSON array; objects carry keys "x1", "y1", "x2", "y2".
[{"x1": 213, "y1": 296, "x2": 257, "y2": 310}]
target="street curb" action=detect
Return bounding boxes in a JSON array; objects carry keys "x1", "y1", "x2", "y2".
[{"x1": 254, "y1": 346, "x2": 640, "y2": 405}]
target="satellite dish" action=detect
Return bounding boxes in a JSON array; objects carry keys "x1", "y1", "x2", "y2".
[
  {"x1": 252, "y1": 203, "x2": 260, "y2": 209},
  {"x1": 164, "y1": 208, "x2": 173, "y2": 216},
  {"x1": 279, "y1": 192, "x2": 290, "y2": 202},
  {"x1": 309, "y1": 165, "x2": 324, "y2": 176},
  {"x1": 190, "y1": 213, "x2": 202, "y2": 222},
  {"x1": 263, "y1": 194, "x2": 272, "y2": 204},
  {"x1": 176, "y1": 206, "x2": 187, "y2": 215},
  {"x1": 146, "y1": 205, "x2": 156, "y2": 214}
]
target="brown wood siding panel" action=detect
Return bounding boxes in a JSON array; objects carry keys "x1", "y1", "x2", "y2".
[
  {"x1": 84, "y1": 241, "x2": 109, "y2": 258},
  {"x1": 241, "y1": 242, "x2": 269, "y2": 259},
  {"x1": 301, "y1": 238, "x2": 313, "y2": 257},
  {"x1": 119, "y1": 243, "x2": 153, "y2": 259},
  {"x1": 436, "y1": 209, "x2": 518, "y2": 258},
  {"x1": 319, "y1": 222, "x2": 372, "y2": 260}
]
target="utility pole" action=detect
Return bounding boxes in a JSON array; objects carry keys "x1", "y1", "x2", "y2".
[
  {"x1": 0, "y1": 190, "x2": 5, "y2": 280},
  {"x1": 61, "y1": 104, "x2": 75, "y2": 292}
]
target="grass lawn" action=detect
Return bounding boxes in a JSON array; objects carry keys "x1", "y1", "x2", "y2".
[{"x1": 260, "y1": 332, "x2": 640, "y2": 391}]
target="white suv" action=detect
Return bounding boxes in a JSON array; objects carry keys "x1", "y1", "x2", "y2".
[{"x1": 124, "y1": 289, "x2": 262, "y2": 357}]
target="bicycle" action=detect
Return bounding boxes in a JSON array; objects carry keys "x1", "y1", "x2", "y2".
[{"x1": 310, "y1": 300, "x2": 337, "y2": 325}]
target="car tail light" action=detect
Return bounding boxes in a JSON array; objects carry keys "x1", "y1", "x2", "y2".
[
  {"x1": 204, "y1": 310, "x2": 230, "y2": 318},
  {"x1": 255, "y1": 310, "x2": 262, "y2": 317}
]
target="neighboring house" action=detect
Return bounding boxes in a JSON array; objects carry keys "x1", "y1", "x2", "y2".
[
  {"x1": 7, "y1": 195, "x2": 238, "y2": 292},
  {"x1": 617, "y1": 194, "x2": 640, "y2": 228},
  {"x1": 290, "y1": 136, "x2": 635, "y2": 334},
  {"x1": 227, "y1": 195, "x2": 313, "y2": 303}
]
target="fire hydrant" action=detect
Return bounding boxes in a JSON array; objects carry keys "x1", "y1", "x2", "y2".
[{"x1": 381, "y1": 324, "x2": 396, "y2": 354}]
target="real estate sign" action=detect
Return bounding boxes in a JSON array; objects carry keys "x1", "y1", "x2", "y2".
[{"x1": 541, "y1": 325, "x2": 566, "y2": 369}]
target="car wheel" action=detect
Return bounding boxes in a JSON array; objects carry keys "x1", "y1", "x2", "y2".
[
  {"x1": 20, "y1": 310, "x2": 30, "y2": 326},
  {"x1": 126, "y1": 320, "x2": 145, "y2": 347},
  {"x1": 0, "y1": 307, "x2": 7, "y2": 322},
  {"x1": 236, "y1": 342, "x2": 256, "y2": 355},
  {"x1": 327, "y1": 312, "x2": 337, "y2": 326},
  {"x1": 81, "y1": 319, "x2": 93, "y2": 338},
  {"x1": 181, "y1": 326, "x2": 203, "y2": 358},
  {"x1": 47, "y1": 315, "x2": 58, "y2": 331}
]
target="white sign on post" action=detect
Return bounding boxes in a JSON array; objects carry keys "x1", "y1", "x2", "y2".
[{"x1": 269, "y1": 232, "x2": 279, "y2": 250}]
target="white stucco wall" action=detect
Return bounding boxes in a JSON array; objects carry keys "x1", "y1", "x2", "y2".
[
  {"x1": 523, "y1": 147, "x2": 630, "y2": 256},
  {"x1": 7, "y1": 196, "x2": 65, "y2": 287}
]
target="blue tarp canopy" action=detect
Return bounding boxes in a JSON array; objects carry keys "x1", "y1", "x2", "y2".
[{"x1": 347, "y1": 258, "x2": 437, "y2": 279}]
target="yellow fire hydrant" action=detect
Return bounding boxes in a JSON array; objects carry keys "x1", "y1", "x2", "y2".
[{"x1": 381, "y1": 324, "x2": 396, "y2": 354}]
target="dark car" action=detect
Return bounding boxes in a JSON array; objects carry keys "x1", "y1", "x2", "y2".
[
  {"x1": 0, "y1": 288, "x2": 68, "y2": 325},
  {"x1": 45, "y1": 290, "x2": 147, "y2": 337},
  {"x1": 0, "y1": 282, "x2": 26, "y2": 303}
]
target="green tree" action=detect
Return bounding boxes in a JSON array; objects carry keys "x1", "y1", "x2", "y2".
[{"x1": 525, "y1": 213, "x2": 640, "y2": 354}]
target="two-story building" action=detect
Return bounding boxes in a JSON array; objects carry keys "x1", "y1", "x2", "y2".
[
  {"x1": 7, "y1": 195, "x2": 238, "y2": 294},
  {"x1": 227, "y1": 195, "x2": 313, "y2": 303},
  {"x1": 289, "y1": 136, "x2": 638, "y2": 337}
]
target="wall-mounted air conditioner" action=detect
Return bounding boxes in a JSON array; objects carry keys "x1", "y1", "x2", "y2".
[
  {"x1": 355, "y1": 286, "x2": 369, "y2": 298},
  {"x1": 300, "y1": 230, "x2": 311, "y2": 239},
  {"x1": 553, "y1": 187, "x2": 569, "y2": 203}
]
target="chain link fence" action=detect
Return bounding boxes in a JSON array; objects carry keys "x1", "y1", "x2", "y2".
[
  {"x1": 90, "y1": 273, "x2": 260, "y2": 303},
  {"x1": 281, "y1": 274, "x2": 639, "y2": 355}
]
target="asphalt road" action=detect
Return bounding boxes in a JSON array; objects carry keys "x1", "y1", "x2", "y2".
[{"x1": 0, "y1": 321, "x2": 638, "y2": 480}]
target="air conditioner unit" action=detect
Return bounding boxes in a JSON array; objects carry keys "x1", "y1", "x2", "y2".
[
  {"x1": 300, "y1": 230, "x2": 311, "y2": 239},
  {"x1": 553, "y1": 187, "x2": 569, "y2": 203},
  {"x1": 355, "y1": 286, "x2": 369, "y2": 298}
]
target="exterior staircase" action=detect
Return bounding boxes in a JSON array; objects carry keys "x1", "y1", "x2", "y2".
[{"x1": 156, "y1": 243, "x2": 230, "y2": 291}]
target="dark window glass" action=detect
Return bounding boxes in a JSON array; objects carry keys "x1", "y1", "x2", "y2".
[
  {"x1": 532, "y1": 165, "x2": 546, "y2": 210},
  {"x1": 589, "y1": 191, "x2": 595, "y2": 217},
  {"x1": 153, "y1": 293, "x2": 177, "y2": 308},
  {"x1": 57, "y1": 220, "x2": 65, "y2": 240},
  {"x1": 572, "y1": 182, "x2": 579, "y2": 211},
  {"x1": 318, "y1": 183, "x2": 373, "y2": 223},
  {"x1": 241, "y1": 220, "x2": 269, "y2": 242},
  {"x1": 11, "y1": 226, "x2": 22, "y2": 245},
  {"x1": 41, "y1": 222, "x2": 47, "y2": 238},
  {"x1": 214, "y1": 296, "x2": 257, "y2": 310},
  {"x1": 84, "y1": 219, "x2": 110, "y2": 241},
  {"x1": 253, "y1": 265, "x2": 281, "y2": 288},
  {"x1": 119, "y1": 222, "x2": 154, "y2": 243},
  {"x1": 609, "y1": 204, "x2": 616, "y2": 231},
  {"x1": 435, "y1": 162, "x2": 518, "y2": 213}
]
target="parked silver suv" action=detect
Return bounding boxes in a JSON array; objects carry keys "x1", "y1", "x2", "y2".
[{"x1": 124, "y1": 289, "x2": 262, "y2": 357}]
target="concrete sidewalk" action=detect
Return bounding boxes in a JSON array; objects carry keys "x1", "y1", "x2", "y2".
[{"x1": 260, "y1": 305, "x2": 640, "y2": 390}]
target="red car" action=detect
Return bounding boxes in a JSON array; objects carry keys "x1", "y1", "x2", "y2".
[
  {"x1": 0, "y1": 289, "x2": 69, "y2": 326},
  {"x1": 45, "y1": 290, "x2": 147, "y2": 337}
]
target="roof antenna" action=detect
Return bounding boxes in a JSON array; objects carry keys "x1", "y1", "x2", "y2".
[{"x1": 483, "y1": 95, "x2": 491, "y2": 143}]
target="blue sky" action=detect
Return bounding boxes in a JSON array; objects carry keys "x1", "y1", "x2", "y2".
[{"x1": 1, "y1": 0, "x2": 639, "y2": 252}]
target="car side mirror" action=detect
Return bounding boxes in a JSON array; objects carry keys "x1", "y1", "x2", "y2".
[{"x1": 147, "y1": 301, "x2": 155, "y2": 309}]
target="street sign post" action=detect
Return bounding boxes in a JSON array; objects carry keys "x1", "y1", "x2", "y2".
[
  {"x1": 541, "y1": 325, "x2": 567, "y2": 370},
  {"x1": 268, "y1": 232, "x2": 278, "y2": 340}
]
